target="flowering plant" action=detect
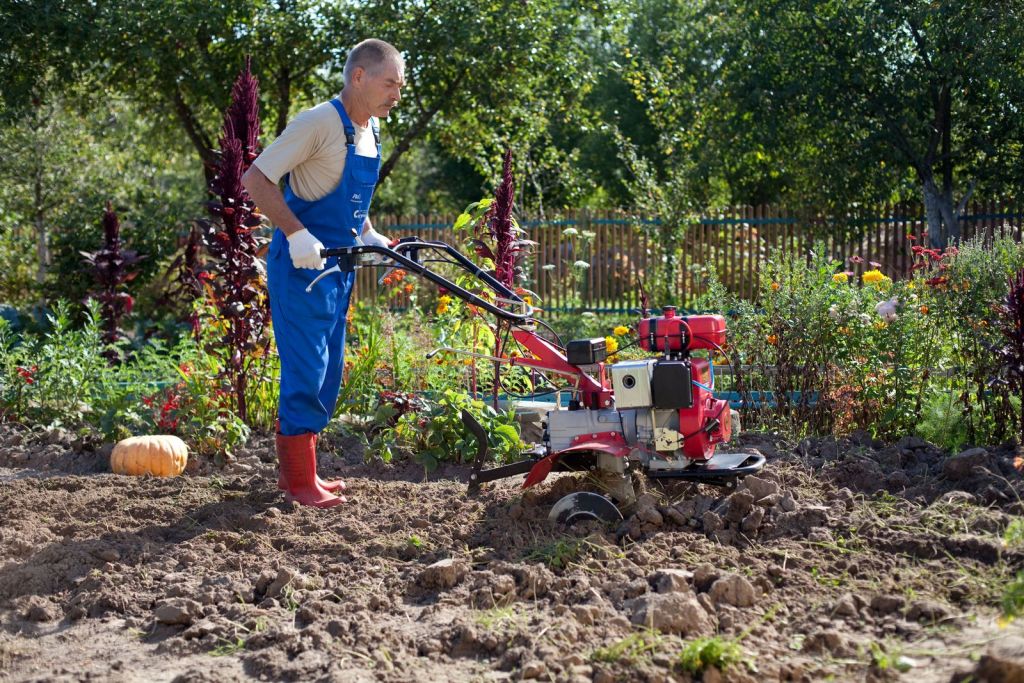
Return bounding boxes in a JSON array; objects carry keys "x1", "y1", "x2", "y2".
[{"x1": 80, "y1": 203, "x2": 144, "y2": 362}]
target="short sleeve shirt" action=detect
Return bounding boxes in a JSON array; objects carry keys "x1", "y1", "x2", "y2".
[{"x1": 252, "y1": 98, "x2": 379, "y2": 202}]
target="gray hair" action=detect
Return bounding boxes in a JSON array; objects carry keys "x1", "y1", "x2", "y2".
[{"x1": 343, "y1": 39, "x2": 404, "y2": 86}]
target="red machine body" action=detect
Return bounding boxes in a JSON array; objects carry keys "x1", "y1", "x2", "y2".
[
  {"x1": 678, "y1": 357, "x2": 731, "y2": 460},
  {"x1": 637, "y1": 306, "x2": 726, "y2": 354}
]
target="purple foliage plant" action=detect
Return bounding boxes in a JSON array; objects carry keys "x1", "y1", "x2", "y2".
[
  {"x1": 196, "y1": 57, "x2": 270, "y2": 422},
  {"x1": 81, "y1": 202, "x2": 144, "y2": 362},
  {"x1": 466, "y1": 148, "x2": 537, "y2": 405},
  {"x1": 991, "y1": 267, "x2": 1024, "y2": 445}
]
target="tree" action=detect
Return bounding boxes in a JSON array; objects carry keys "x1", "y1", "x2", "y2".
[
  {"x1": 3, "y1": 0, "x2": 618, "y2": 210},
  {"x1": 621, "y1": 0, "x2": 1024, "y2": 245},
  {"x1": 0, "y1": 92, "x2": 199, "y2": 308}
]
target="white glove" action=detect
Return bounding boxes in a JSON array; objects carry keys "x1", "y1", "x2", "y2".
[
  {"x1": 360, "y1": 225, "x2": 392, "y2": 249},
  {"x1": 286, "y1": 228, "x2": 325, "y2": 270}
]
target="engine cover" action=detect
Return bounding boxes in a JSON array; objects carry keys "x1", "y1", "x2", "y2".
[{"x1": 609, "y1": 360, "x2": 656, "y2": 409}]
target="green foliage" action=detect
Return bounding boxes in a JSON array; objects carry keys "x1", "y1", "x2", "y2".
[
  {"x1": 1002, "y1": 571, "x2": 1024, "y2": 625},
  {"x1": 867, "y1": 641, "x2": 913, "y2": 673},
  {"x1": 618, "y1": 0, "x2": 1024, "y2": 244},
  {"x1": 695, "y1": 234, "x2": 1024, "y2": 444},
  {"x1": 0, "y1": 299, "x2": 249, "y2": 454},
  {"x1": 677, "y1": 636, "x2": 746, "y2": 675},
  {"x1": 368, "y1": 389, "x2": 525, "y2": 471},
  {"x1": 524, "y1": 537, "x2": 588, "y2": 570},
  {"x1": 1004, "y1": 519, "x2": 1024, "y2": 549},
  {"x1": 591, "y1": 631, "x2": 662, "y2": 665},
  {"x1": 914, "y1": 386, "x2": 972, "y2": 453}
]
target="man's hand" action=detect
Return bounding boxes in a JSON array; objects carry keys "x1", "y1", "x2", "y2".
[
  {"x1": 286, "y1": 229, "x2": 326, "y2": 270},
  {"x1": 360, "y1": 225, "x2": 393, "y2": 249}
]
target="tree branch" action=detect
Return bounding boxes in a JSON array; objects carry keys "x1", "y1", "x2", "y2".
[
  {"x1": 170, "y1": 87, "x2": 216, "y2": 168},
  {"x1": 378, "y1": 70, "x2": 467, "y2": 183}
]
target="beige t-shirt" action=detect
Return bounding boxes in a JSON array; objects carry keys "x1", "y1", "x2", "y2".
[{"x1": 253, "y1": 98, "x2": 379, "y2": 201}]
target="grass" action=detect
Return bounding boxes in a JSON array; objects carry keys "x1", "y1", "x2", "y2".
[
  {"x1": 677, "y1": 636, "x2": 746, "y2": 675},
  {"x1": 867, "y1": 640, "x2": 913, "y2": 673},
  {"x1": 1004, "y1": 517, "x2": 1024, "y2": 547},
  {"x1": 473, "y1": 605, "x2": 521, "y2": 630},
  {"x1": 524, "y1": 537, "x2": 587, "y2": 569},
  {"x1": 1001, "y1": 570, "x2": 1024, "y2": 625},
  {"x1": 523, "y1": 535, "x2": 624, "y2": 570},
  {"x1": 210, "y1": 636, "x2": 246, "y2": 656},
  {"x1": 591, "y1": 631, "x2": 662, "y2": 665},
  {"x1": 280, "y1": 584, "x2": 300, "y2": 612}
]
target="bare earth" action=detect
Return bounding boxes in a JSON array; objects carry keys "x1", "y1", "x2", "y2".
[{"x1": 1, "y1": 423, "x2": 1023, "y2": 682}]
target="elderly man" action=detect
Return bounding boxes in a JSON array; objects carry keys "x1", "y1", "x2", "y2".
[{"x1": 243, "y1": 39, "x2": 404, "y2": 508}]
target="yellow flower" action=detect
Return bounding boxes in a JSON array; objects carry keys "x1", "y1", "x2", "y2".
[
  {"x1": 873, "y1": 321, "x2": 887, "y2": 330},
  {"x1": 613, "y1": 325, "x2": 630, "y2": 336},
  {"x1": 770, "y1": 282, "x2": 781, "y2": 292},
  {"x1": 862, "y1": 270, "x2": 885, "y2": 284},
  {"x1": 436, "y1": 294, "x2": 453, "y2": 315},
  {"x1": 832, "y1": 272, "x2": 848, "y2": 284},
  {"x1": 604, "y1": 336, "x2": 619, "y2": 355},
  {"x1": 463, "y1": 358, "x2": 474, "y2": 366}
]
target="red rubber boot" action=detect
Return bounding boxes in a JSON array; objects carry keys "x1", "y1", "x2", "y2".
[
  {"x1": 276, "y1": 432, "x2": 345, "y2": 508},
  {"x1": 274, "y1": 422, "x2": 345, "y2": 493}
]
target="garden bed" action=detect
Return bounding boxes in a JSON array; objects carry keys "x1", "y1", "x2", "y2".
[{"x1": 1, "y1": 423, "x2": 1023, "y2": 682}]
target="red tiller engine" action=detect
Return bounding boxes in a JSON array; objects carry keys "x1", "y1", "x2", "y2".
[
  {"x1": 318, "y1": 238, "x2": 765, "y2": 524},
  {"x1": 633, "y1": 306, "x2": 731, "y2": 460}
]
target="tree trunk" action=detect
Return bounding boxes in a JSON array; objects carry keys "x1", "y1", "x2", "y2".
[
  {"x1": 921, "y1": 174, "x2": 959, "y2": 246},
  {"x1": 33, "y1": 172, "x2": 48, "y2": 286},
  {"x1": 275, "y1": 65, "x2": 291, "y2": 137}
]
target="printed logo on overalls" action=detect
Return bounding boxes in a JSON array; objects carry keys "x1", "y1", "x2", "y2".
[
  {"x1": 350, "y1": 193, "x2": 362, "y2": 203},
  {"x1": 353, "y1": 209, "x2": 368, "y2": 219}
]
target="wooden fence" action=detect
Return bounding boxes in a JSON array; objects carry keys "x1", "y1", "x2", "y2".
[{"x1": 355, "y1": 199, "x2": 1023, "y2": 311}]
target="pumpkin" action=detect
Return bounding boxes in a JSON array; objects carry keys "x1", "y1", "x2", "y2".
[{"x1": 110, "y1": 435, "x2": 189, "y2": 477}]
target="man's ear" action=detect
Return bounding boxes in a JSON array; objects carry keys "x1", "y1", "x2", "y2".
[{"x1": 351, "y1": 65, "x2": 365, "y2": 85}]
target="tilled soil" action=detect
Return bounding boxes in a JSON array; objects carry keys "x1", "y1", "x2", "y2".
[{"x1": 1, "y1": 423, "x2": 1023, "y2": 683}]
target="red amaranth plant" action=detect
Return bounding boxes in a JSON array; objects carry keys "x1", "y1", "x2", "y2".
[
  {"x1": 81, "y1": 202, "x2": 144, "y2": 361},
  {"x1": 471, "y1": 148, "x2": 534, "y2": 289},
  {"x1": 196, "y1": 57, "x2": 270, "y2": 422},
  {"x1": 489, "y1": 148, "x2": 519, "y2": 288},
  {"x1": 162, "y1": 224, "x2": 206, "y2": 337},
  {"x1": 991, "y1": 267, "x2": 1024, "y2": 444}
]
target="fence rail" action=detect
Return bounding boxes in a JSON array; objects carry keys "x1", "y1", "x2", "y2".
[{"x1": 354, "y1": 200, "x2": 1022, "y2": 311}]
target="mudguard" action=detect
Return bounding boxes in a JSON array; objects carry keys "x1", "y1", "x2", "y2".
[{"x1": 523, "y1": 431, "x2": 630, "y2": 488}]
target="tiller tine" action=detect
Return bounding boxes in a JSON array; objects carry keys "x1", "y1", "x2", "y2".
[
  {"x1": 463, "y1": 409, "x2": 489, "y2": 493},
  {"x1": 463, "y1": 408, "x2": 546, "y2": 492}
]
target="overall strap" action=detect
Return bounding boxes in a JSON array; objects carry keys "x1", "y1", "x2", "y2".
[
  {"x1": 329, "y1": 98, "x2": 356, "y2": 145},
  {"x1": 370, "y1": 117, "x2": 380, "y2": 146}
]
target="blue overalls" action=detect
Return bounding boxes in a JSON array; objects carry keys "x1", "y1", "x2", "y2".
[{"x1": 267, "y1": 98, "x2": 380, "y2": 436}]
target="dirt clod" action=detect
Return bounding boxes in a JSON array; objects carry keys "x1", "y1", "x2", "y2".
[
  {"x1": 708, "y1": 573, "x2": 757, "y2": 607},
  {"x1": 625, "y1": 591, "x2": 714, "y2": 635},
  {"x1": 419, "y1": 558, "x2": 469, "y2": 589}
]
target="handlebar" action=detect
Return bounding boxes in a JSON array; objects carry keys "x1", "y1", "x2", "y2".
[{"x1": 316, "y1": 237, "x2": 534, "y2": 323}]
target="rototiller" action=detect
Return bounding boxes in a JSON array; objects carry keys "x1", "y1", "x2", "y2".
[{"x1": 318, "y1": 238, "x2": 765, "y2": 523}]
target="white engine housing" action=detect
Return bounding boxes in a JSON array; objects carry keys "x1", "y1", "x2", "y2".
[{"x1": 609, "y1": 359, "x2": 657, "y2": 409}]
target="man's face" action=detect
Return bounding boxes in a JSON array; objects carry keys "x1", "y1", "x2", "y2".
[{"x1": 359, "y1": 60, "x2": 405, "y2": 118}]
